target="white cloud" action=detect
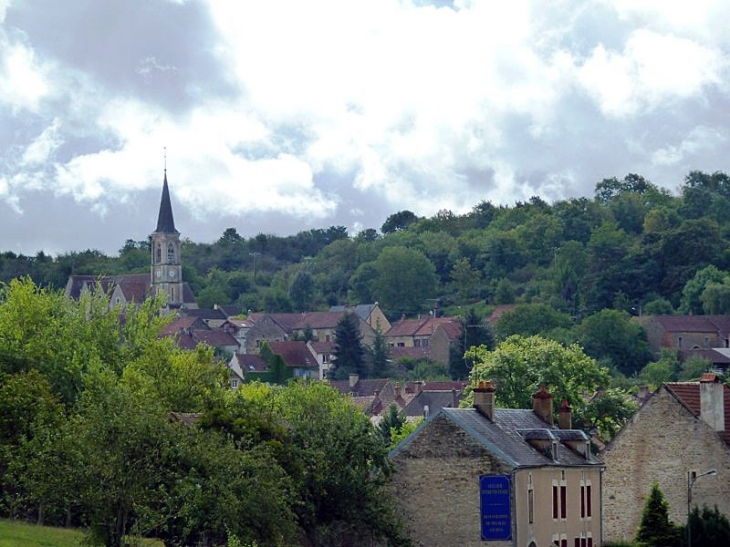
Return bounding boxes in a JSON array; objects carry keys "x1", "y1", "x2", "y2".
[
  {"x1": 21, "y1": 119, "x2": 63, "y2": 166},
  {"x1": 651, "y1": 125, "x2": 726, "y2": 166},
  {"x1": 0, "y1": 42, "x2": 50, "y2": 112}
]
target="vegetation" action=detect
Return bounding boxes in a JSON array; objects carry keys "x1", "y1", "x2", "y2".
[
  {"x1": 635, "y1": 482, "x2": 683, "y2": 547},
  {"x1": 0, "y1": 279, "x2": 408, "y2": 546}
]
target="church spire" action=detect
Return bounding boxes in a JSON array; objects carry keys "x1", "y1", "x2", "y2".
[{"x1": 155, "y1": 170, "x2": 178, "y2": 234}]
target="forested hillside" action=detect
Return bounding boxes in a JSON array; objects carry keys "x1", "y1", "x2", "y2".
[{"x1": 5, "y1": 170, "x2": 730, "y2": 322}]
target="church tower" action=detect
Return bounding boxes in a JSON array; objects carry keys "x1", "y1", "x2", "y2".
[{"x1": 150, "y1": 170, "x2": 184, "y2": 307}]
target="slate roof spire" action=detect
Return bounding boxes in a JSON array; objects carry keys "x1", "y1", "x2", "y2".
[{"x1": 155, "y1": 169, "x2": 178, "y2": 234}]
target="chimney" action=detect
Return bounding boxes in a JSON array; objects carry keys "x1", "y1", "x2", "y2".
[
  {"x1": 452, "y1": 388, "x2": 458, "y2": 408},
  {"x1": 349, "y1": 373, "x2": 359, "y2": 389},
  {"x1": 532, "y1": 385, "x2": 554, "y2": 426},
  {"x1": 700, "y1": 373, "x2": 725, "y2": 431},
  {"x1": 394, "y1": 383, "x2": 402, "y2": 399},
  {"x1": 416, "y1": 381, "x2": 424, "y2": 395},
  {"x1": 473, "y1": 380, "x2": 496, "y2": 421},
  {"x1": 558, "y1": 398, "x2": 572, "y2": 430}
]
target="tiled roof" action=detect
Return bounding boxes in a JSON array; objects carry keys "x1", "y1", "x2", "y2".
[
  {"x1": 402, "y1": 390, "x2": 462, "y2": 417},
  {"x1": 294, "y1": 311, "x2": 349, "y2": 329},
  {"x1": 268, "y1": 341, "x2": 318, "y2": 368},
  {"x1": 179, "y1": 308, "x2": 227, "y2": 321},
  {"x1": 437, "y1": 320, "x2": 463, "y2": 341},
  {"x1": 682, "y1": 348, "x2": 730, "y2": 364},
  {"x1": 650, "y1": 315, "x2": 727, "y2": 334},
  {"x1": 194, "y1": 330, "x2": 237, "y2": 348},
  {"x1": 487, "y1": 305, "x2": 517, "y2": 325},
  {"x1": 385, "y1": 316, "x2": 455, "y2": 338},
  {"x1": 66, "y1": 273, "x2": 196, "y2": 306},
  {"x1": 330, "y1": 304, "x2": 376, "y2": 322},
  {"x1": 236, "y1": 353, "x2": 268, "y2": 372},
  {"x1": 309, "y1": 341, "x2": 335, "y2": 353},
  {"x1": 394, "y1": 407, "x2": 599, "y2": 468},
  {"x1": 390, "y1": 346, "x2": 430, "y2": 360},
  {"x1": 161, "y1": 315, "x2": 203, "y2": 336},
  {"x1": 330, "y1": 378, "x2": 390, "y2": 397},
  {"x1": 665, "y1": 380, "x2": 730, "y2": 445}
]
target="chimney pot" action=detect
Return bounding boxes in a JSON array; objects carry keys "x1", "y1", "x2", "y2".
[
  {"x1": 558, "y1": 398, "x2": 572, "y2": 430},
  {"x1": 473, "y1": 380, "x2": 496, "y2": 421},
  {"x1": 532, "y1": 385, "x2": 554, "y2": 425},
  {"x1": 700, "y1": 373, "x2": 725, "y2": 431}
]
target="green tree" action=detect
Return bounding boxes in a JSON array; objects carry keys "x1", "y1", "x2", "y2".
[
  {"x1": 680, "y1": 354, "x2": 711, "y2": 381},
  {"x1": 450, "y1": 257, "x2": 481, "y2": 302},
  {"x1": 378, "y1": 403, "x2": 406, "y2": 446},
  {"x1": 330, "y1": 313, "x2": 367, "y2": 379},
  {"x1": 688, "y1": 505, "x2": 730, "y2": 547},
  {"x1": 679, "y1": 266, "x2": 728, "y2": 315},
  {"x1": 381, "y1": 210, "x2": 420, "y2": 234},
  {"x1": 494, "y1": 303, "x2": 573, "y2": 340},
  {"x1": 701, "y1": 280, "x2": 730, "y2": 314},
  {"x1": 373, "y1": 247, "x2": 438, "y2": 317},
  {"x1": 641, "y1": 349, "x2": 680, "y2": 389},
  {"x1": 289, "y1": 270, "x2": 315, "y2": 312},
  {"x1": 449, "y1": 308, "x2": 494, "y2": 380},
  {"x1": 467, "y1": 335, "x2": 609, "y2": 421},
  {"x1": 576, "y1": 388, "x2": 637, "y2": 441},
  {"x1": 368, "y1": 324, "x2": 391, "y2": 378},
  {"x1": 576, "y1": 309, "x2": 653, "y2": 376},
  {"x1": 635, "y1": 482, "x2": 683, "y2": 547}
]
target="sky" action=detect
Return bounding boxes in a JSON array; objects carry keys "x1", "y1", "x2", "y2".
[{"x1": 1, "y1": 0, "x2": 729, "y2": 256}]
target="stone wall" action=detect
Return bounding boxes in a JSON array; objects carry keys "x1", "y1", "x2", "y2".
[
  {"x1": 390, "y1": 414, "x2": 512, "y2": 547},
  {"x1": 602, "y1": 387, "x2": 730, "y2": 542}
]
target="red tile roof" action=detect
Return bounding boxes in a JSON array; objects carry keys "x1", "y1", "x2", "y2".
[
  {"x1": 385, "y1": 316, "x2": 455, "y2": 338},
  {"x1": 665, "y1": 380, "x2": 730, "y2": 445},
  {"x1": 268, "y1": 341, "x2": 318, "y2": 368}
]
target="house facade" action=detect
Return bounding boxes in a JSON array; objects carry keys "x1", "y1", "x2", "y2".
[
  {"x1": 390, "y1": 383, "x2": 603, "y2": 547},
  {"x1": 635, "y1": 315, "x2": 730, "y2": 355},
  {"x1": 601, "y1": 373, "x2": 730, "y2": 542},
  {"x1": 384, "y1": 316, "x2": 461, "y2": 365}
]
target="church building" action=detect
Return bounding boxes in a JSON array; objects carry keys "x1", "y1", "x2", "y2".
[{"x1": 65, "y1": 171, "x2": 197, "y2": 310}]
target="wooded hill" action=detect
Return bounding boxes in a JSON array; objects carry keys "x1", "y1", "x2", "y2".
[{"x1": 5, "y1": 170, "x2": 730, "y2": 322}]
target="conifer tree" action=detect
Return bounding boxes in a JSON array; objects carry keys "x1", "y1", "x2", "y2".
[
  {"x1": 330, "y1": 313, "x2": 366, "y2": 379},
  {"x1": 636, "y1": 482, "x2": 682, "y2": 547}
]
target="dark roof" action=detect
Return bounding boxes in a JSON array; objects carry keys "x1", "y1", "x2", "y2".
[
  {"x1": 65, "y1": 273, "x2": 197, "y2": 306},
  {"x1": 405, "y1": 381, "x2": 468, "y2": 393},
  {"x1": 646, "y1": 315, "x2": 730, "y2": 334},
  {"x1": 436, "y1": 320, "x2": 462, "y2": 341},
  {"x1": 665, "y1": 379, "x2": 730, "y2": 445},
  {"x1": 390, "y1": 346, "x2": 430, "y2": 360},
  {"x1": 393, "y1": 407, "x2": 599, "y2": 468},
  {"x1": 385, "y1": 316, "x2": 455, "y2": 338},
  {"x1": 309, "y1": 341, "x2": 335, "y2": 353},
  {"x1": 330, "y1": 304, "x2": 376, "y2": 321},
  {"x1": 267, "y1": 341, "x2": 318, "y2": 368},
  {"x1": 216, "y1": 304, "x2": 242, "y2": 317},
  {"x1": 161, "y1": 315, "x2": 207, "y2": 336},
  {"x1": 179, "y1": 308, "x2": 227, "y2": 321},
  {"x1": 682, "y1": 348, "x2": 730, "y2": 365},
  {"x1": 193, "y1": 330, "x2": 237, "y2": 348},
  {"x1": 236, "y1": 353, "x2": 268, "y2": 372},
  {"x1": 330, "y1": 378, "x2": 390, "y2": 397},
  {"x1": 402, "y1": 390, "x2": 461, "y2": 417},
  {"x1": 155, "y1": 171, "x2": 178, "y2": 234}
]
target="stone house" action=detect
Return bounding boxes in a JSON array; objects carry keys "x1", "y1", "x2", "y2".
[
  {"x1": 330, "y1": 303, "x2": 391, "y2": 333},
  {"x1": 227, "y1": 353, "x2": 267, "y2": 388},
  {"x1": 601, "y1": 373, "x2": 730, "y2": 542},
  {"x1": 307, "y1": 340, "x2": 335, "y2": 379},
  {"x1": 384, "y1": 316, "x2": 461, "y2": 365},
  {"x1": 258, "y1": 341, "x2": 319, "y2": 383},
  {"x1": 244, "y1": 311, "x2": 376, "y2": 355},
  {"x1": 634, "y1": 314, "x2": 730, "y2": 356},
  {"x1": 390, "y1": 382, "x2": 603, "y2": 547}
]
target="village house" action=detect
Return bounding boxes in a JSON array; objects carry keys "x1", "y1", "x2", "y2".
[
  {"x1": 635, "y1": 314, "x2": 730, "y2": 356},
  {"x1": 227, "y1": 352, "x2": 267, "y2": 388},
  {"x1": 390, "y1": 382, "x2": 603, "y2": 547},
  {"x1": 601, "y1": 373, "x2": 730, "y2": 542},
  {"x1": 384, "y1": 315, "x2": 462, "y2": 366}
]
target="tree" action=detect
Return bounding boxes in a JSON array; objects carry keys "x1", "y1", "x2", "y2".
[
  {"x1": 494, "y1": 303, "x2": 572, "y2": 340},
  {"x1": 373, "y1": 247, "x2": 437, "y2": 317},
  {"x1": 330, "y1": 313, "x2": 367, "y2": 379},
  {"x1": 368, "y1": 324, "x2": 391, "y2": 378},
  {"x1": 378, "y1": 403, "x2": 406, "y2": 446},
  {"x1": 289, "y1": 270, "x2": 315, "y2": 312},
  {"x1": 449, "y1": 308, "x2": 494, "y2": 380},
  {"x1": 381, "y1": 210, "x2": 420, "y2": 234},
  {"x1": 635, "y1": 482, "x2": 683, "y2": 547},
  {"x1": 576, "y1": 309, "x2": 653, "y2": 376},
  {"x1": 679, "y1": 266, "x2": 728, "y2": 314},
  {"x1": 467, "y1": 335, "x2": 609, "y2": 424},
  {"x1": 641, "y1": 349, "x2": 680, "y2": 389},
  {"x1": 688, "y1": 505, "x2": 730, "y2": 547},
  {"x1": 576, "y1": 388, "x2": 637, "y2": 441},
  {"x1": 450, "y1": 257, "x2": 481, "y2": 302}
]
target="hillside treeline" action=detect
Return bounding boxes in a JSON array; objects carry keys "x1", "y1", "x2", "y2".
[{"x1": 4, "y1": 170, "x2": 730, "y2": 321}]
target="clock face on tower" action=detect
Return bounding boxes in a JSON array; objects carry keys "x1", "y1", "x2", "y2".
[
  {"x1": 168, "y1": 269, "x2": 176, "y2": 279},
  {"x1": 155, "y1": 268, "x2": 162, "y2": 279}
]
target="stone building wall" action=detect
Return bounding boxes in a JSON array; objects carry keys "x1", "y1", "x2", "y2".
[
  {"x1": 601, "y1": 387, "x2": 730, "y2": 542},
  {"x1": 390, "y1": 414, "x2": 512, "y2": 547},
  {"x1": 244, "y1": 316, "x2": 287, "y2": 354}
]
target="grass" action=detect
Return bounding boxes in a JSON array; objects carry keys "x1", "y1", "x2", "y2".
[{"x1": 0, "y1": 519, "x2": 164, "y2": 547}]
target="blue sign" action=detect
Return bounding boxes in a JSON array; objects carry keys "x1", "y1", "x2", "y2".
[{"x1": 480, "y1": 474, "x2": 512, "y2": 541}]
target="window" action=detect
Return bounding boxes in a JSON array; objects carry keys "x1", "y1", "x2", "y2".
[
  {"x1": 678, "y1": 336, "x2": 683, "y2": 348},
  {"x1": 552, "y1": 484, "x2": 558, "y2": 519},
  {"x1": 586, "y1": 484, "x2": 592, "y2": 517},
  {"x1": 528, "y1": 474, "x2": 534, "y2": 524},
  {"x1": 231, "y1": 378, "x2": 239, "y2": 388},
  {"x1": 561, "y1": 484, "x2": 567, "y2": 518},
  {"x1": 156, "y1": 243, "x2": 162, "y2": 263},
  {"x1": 322, "y1": 353, "x2": 329, "y2": 363},
  {"x1": 167, "y1": 242, "x2": 175, "y2": 263},
  {"x1": 414, "y1": 339, "x2": 421, "y2": 347}
]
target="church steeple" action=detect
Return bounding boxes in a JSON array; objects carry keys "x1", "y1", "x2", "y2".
[
  {"x1": 151, "y1": 168, "x2": 183, "y2": 308},
  {"x1": 155, "y1": 170, "x2": 178, "y2": 234}
]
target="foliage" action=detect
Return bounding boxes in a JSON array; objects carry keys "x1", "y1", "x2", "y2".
[
  {"x1": 576, "y1": 388, "x2": 638, "y2": 441},
  {"x1": 688, "y1": 505, "x2": 730, "y2": 547},
  {"x1": 640, "y1": 349, "x2": 680, "y2": 389},
  {"x1": 449, "y1": 308, "x2": 494, "y2": 380},
  {"x1": 368, "y1": 324, "x2": 392, "y2": 378},
  {"x1": 378, "y1": 404, "x2": 406, "y2": 446},
  {"x1": 493, "y1": 303, "x2": 572, "y2": 340},
  {"x1": 576, "y1": 309, "x2": 653, "y2": 376},
  {"x1": 635, "y1": 482, "x2": 683, "y2": 547},
  {"x1": 467, "y1": 335, "x2": 610, "y2": 427},
  {"x1": 680, "y1": 354, "x2": 712, "y2": 381},
  {"x1": 388, "y1": 418, "x2": 423, "y2": 449},
  {"x1": 373, "y1": 246, "x2": 438, "y2": 317},
  {"x1": 330, "y1": 313, "x2": 367, "y2": 379}
]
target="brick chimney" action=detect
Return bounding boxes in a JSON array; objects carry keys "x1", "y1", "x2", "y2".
[
  {"x1": 532, "y1": 385, "x2": 554, "y2": 426},
  {"x1": 700, "y1": 373, "x2": 725, "y2": 432},
  {"x1": 558, "y1": 398, "x2": 572, "y2": 430},
  {"x1": 473, "y1": 380, "x2": 496, "y2": 421}
]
